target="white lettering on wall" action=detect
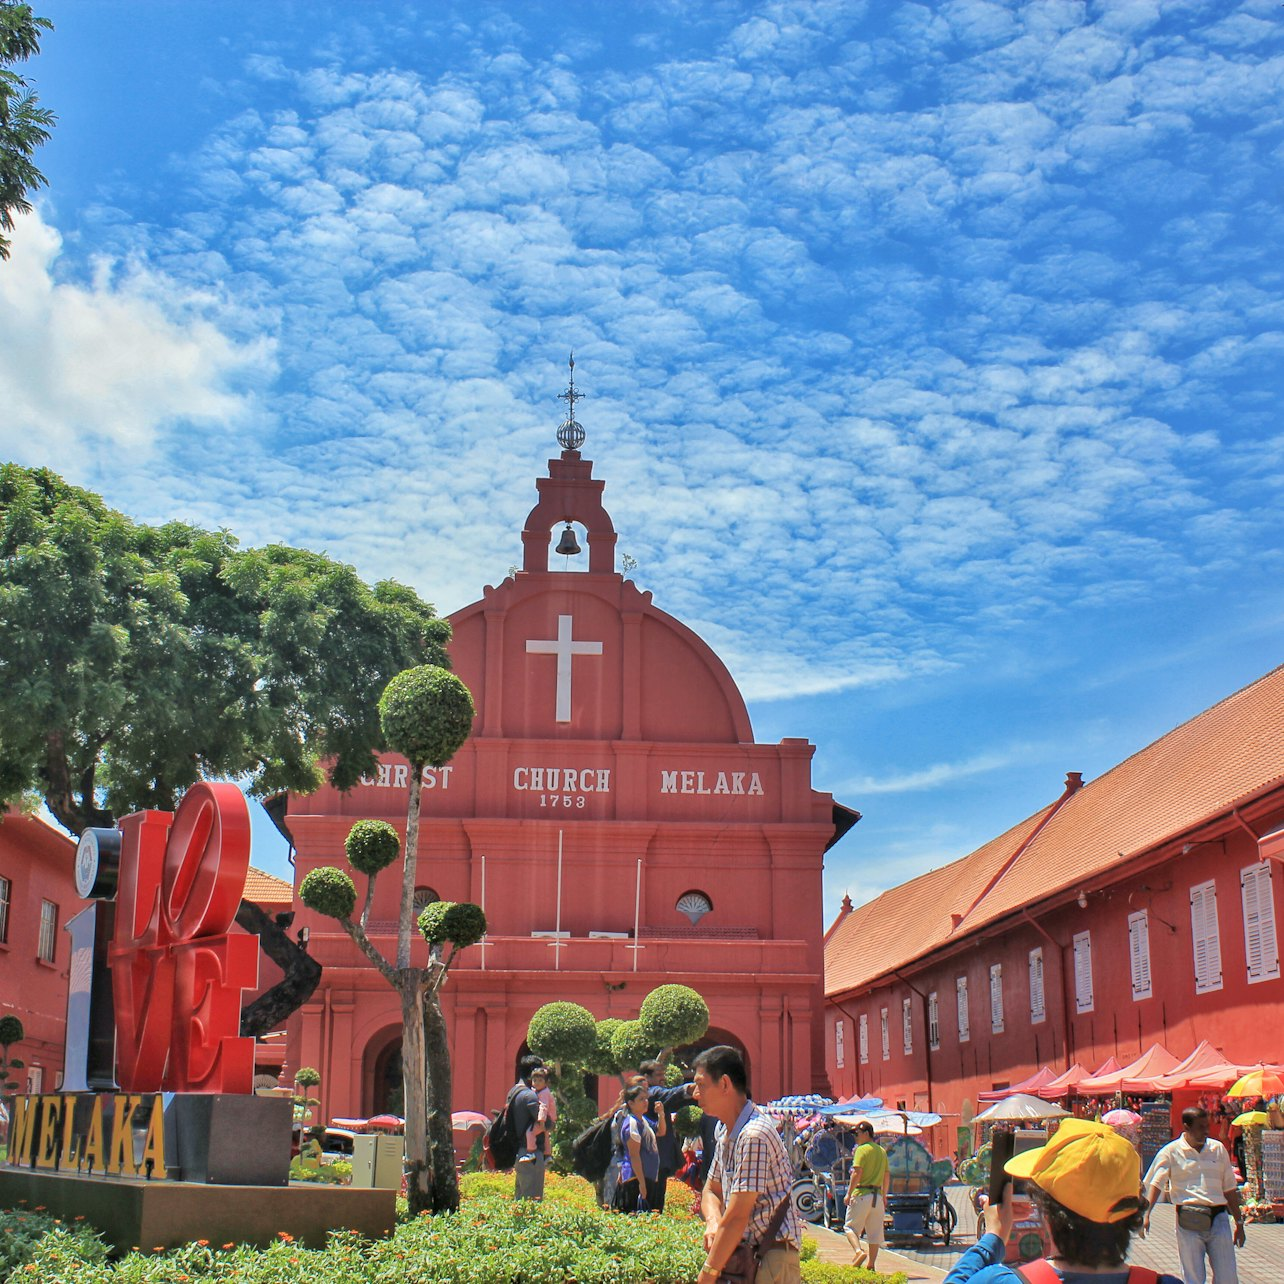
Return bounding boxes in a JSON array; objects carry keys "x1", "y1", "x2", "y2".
[
  {"x1": 513, "y1": 767, "x2": 611, "y2": 793},
  {"x1": 358, "y1": 764, "x2": 454, "y2": 790},
  {"x1": 659, "y1": 769, "x2": 764, "y2": 796}
]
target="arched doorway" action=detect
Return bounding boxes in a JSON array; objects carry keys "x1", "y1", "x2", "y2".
[{"x1": 674, "y1": 1027, "x2": 751, "y2": 1082}]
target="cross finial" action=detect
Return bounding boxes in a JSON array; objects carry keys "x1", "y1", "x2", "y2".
[{"x1": 556, "y1": 352, "x2": 586, "y2": 451}]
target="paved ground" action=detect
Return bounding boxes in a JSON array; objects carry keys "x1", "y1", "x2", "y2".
[{"x1": 803, "y1": 1185, "x2": 1284, "y2": 1283}]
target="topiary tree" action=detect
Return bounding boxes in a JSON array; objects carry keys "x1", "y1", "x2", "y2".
[
  {"x1": 526, "y1": 1001, "x2": 601, "y2": 1172},
  {"x1": 0, "y1": 1014, "x2": 25, "y2": 1094},
  {"x1": 610, "y1": 1018, "x2": 660, "y2": 1071},
  {"x1": 299, "y1": 662, "x2": 478, "y2": 1216},
  {"x1": 584, "y1": 1018, "x2": 625, "y2": 1078},
  {"x1": 638, "y1": 984, "x2": 710, "y2": 1067}
]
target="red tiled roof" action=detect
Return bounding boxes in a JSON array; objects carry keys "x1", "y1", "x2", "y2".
[
  {"x1": 244, "y1": 866, "x2": 293, "y2": 907},
  {"x1": 826, "y1": 663, "x2": 1284, "y2": 997}
]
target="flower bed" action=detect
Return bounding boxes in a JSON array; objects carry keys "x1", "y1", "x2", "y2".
[{"x1": 0, "y1": 1180, "x2": 903, "y2": 1283}]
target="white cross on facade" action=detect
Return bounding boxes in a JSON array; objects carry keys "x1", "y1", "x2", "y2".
[{"x1": 525, "y1": 614, "x2": 603, "y2": 723}]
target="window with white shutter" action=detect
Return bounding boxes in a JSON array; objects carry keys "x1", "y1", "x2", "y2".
[
  {"x1": 859, "y1": 1013, "x2": 869, "y2": 1064},
  {"x1": 1241, "y1": 862, "x2": 1280, "y2": 985},
  {"x1": 1128, "y1": 910, "x2": 1153, "y2": 1001},
  {"x1": 1073, "y1": 930, "x2": 1094, "y2": 1013},
  {"x1": 835, "y1": 1017, "x2": 846, "y2": 1068},
  {"x1": 880, "y1": 1007, "x2": 890, "y2": 1060},
  {"x1": 903, "y1": 996, "x2": 913, "y2": 1055},
  {"x1": 1029, "y1": 947, "x2": 1045, "y2": 1024},
  {"x1": 956, "y1": 975, "x2": 970, "y2": 1043},
  {"x1": 989, "y1": 964, "x2": 1004, "y2": 1033},
  {"x1": 1190, "y1": 880, "x2": 1223, "y2": 994},
  {"x1": 928, "y1": 991, "x2": 940, "y2": 1049}
]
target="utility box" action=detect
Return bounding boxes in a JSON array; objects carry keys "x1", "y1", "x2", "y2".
[{"x1": 351, "y1": 1134, "x2": 403, "y2": 1189}]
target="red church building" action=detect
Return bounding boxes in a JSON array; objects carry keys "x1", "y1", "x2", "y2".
[
  {"x1": 824, "y1": 665, "x2": 1284, "y2": 1123},
  {"x1": 282, "y1": 386, "x2": 856, "y2": 1122}
]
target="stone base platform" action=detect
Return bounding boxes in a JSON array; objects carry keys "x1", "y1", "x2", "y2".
[{"x1": 0, "y1": 1168, "x2": 397, "y2": 1253}]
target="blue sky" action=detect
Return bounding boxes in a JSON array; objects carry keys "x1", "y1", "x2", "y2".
[{"x1": 5, "y1": 1, "x2": 1284, "y2": 917}]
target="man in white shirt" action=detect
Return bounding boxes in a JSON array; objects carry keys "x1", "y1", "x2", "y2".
[{"x1": 1143, "y1": 1106, "x2": 1244, "y2": 1284}]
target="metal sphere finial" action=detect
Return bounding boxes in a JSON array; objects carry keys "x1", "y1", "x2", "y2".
[{"x1": 556, "y1": 352, "x2": 586, "y2": 450}]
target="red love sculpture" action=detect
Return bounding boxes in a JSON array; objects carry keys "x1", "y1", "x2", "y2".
[{"x1": 109, "y1": 783, "x2": 258, "y2": 1093}]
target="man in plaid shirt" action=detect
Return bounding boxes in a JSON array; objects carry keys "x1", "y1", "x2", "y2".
[{"x1": 695, "y1": 1045, "x2": 802, "y2": 1284}]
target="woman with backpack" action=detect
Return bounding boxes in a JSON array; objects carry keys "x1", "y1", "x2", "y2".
[
  {"x1": 614, "y1": 1082, "x2": 660, "y2": 1214},
  {"x1": 946, "y1": 1119, "x2": 1181, "y2": 1284}
]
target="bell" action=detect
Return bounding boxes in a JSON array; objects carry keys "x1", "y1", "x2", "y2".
[{"x1": 555, "y1": 524, "x2": 581, "y2": 556}]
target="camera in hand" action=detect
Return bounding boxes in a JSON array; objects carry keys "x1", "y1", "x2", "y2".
[{"x1": 988, "y1": 1127, "x2": 1046, "y2": 1204}]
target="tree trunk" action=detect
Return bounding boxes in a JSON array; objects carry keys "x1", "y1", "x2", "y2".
[
  {"x1": 400, "y1": 971, "x2": 433, "y2": 1215},
  {"x1": 235, "y1": 900, "x2": 323, "y2": 1038},
  {"x1": 397, "y1": 767, "x2": 423, "y2": 969},
  {"x1": 424, "y1": 990, "x2": 459, "y2": 1212}
]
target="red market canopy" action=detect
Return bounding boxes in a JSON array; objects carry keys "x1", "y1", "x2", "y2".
[
  {"x1": 1077, "y1": 1044, "x2": 1181, "y2": 1095},
  {"x1": 1136, "y1": 1041, "x2": 1228, "y2": 1092},
  {"x1": 1037, "y1": 1063, "x2": 1092, "y2": 1100},
  {"x1": 978, "y1": 1066, "x2": 1059, "y2": 1102}
]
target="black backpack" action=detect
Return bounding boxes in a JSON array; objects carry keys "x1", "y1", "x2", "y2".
[
  {"x1": 571, "y1": 1111, "x2": 618, "y2": 1183},
  {"x1": 487, "y1": 1087, "x2": 522, "y2": 1170}
]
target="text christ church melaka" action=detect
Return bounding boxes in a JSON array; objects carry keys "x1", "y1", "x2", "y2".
[{"x1": 283, "y1": 364, "x2": 857, "y2": 1121}]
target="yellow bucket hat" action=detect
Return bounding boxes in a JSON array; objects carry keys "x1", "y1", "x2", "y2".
[{"x1": 1005, "y1": 1118, "x2": 1142, "y2": 1224}]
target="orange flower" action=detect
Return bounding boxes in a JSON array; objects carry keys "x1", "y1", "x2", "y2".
[
  {"x1": 196, "y1": 1240, "x2": 209, "y2": 1247},
  {"x1": 277, "y1": 1231, "x2": 295, "y2": 1242},
  {"x1": 223, "y1": 1242, "x2": 235, "y2": 1249}
]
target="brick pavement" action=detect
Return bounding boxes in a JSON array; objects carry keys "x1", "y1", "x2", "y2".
[{"x1": 803, "y1": 1186, "x2": 1284, "y2": 1284}]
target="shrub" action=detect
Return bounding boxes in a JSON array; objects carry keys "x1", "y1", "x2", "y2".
[
  {"x1": 584, "y1": 1017, "x2": 624, "y2": 1074},
  {"x1": 609, "y1": 1018, "x2": 658, "y2": 1070},
  {"x1": 378, "y1": 665, "x2": 474, "y2": 767},
  {"x1": 294, "y1": 1066, "x2": 321, "y2": 1087},
  {"x1": 802, "y1": 1262, "x2": 909, "y2": 1284},
  {"x1": 527, "y1": 1001, "x2": 598, "y2": 1066},
  {"x1": 638, "y1": 984, "x2": 709, "y2": 1049},
  {"x1": 419, "y1": 899, "x2": 487, "y2": 947},
  {"x1": 0, "y1": 1014, "x2": 23, "y2": 1047},
  {"x1": 300, "y1": 865, "x2": 356, "y2": 919},
  {"x1": 344, "y1": 819, "x2": 400, "y2": 874}
]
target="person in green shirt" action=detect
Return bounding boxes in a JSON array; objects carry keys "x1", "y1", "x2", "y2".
[{"x1": 843, "y1": 1122, "x2": 889, "y2": 1269}]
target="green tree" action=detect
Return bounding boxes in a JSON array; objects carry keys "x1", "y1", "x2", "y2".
[
  {"x1": 0, "y1": 3, "x2": 54, "y2": 261},
  {"x1": 300, "y1": 665, "x2": 479, "y2": 1216},
  {"x1": 0, "y1": 465, "x2": 452, "y2": 1034},
  {"x1": 0, "y1": 1014, "x2": 24, "y2": 1094}
]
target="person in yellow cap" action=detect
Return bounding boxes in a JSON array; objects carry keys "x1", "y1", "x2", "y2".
[{"x1": 944, "y1": 1119, "x2": 1181, "y2": 1284}]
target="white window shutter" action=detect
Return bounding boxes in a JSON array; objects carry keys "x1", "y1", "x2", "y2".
[
  {"x1": 835, "y1": 1017, "x2": 846, "y2": 1069},
  {"x1": 928, "y1": 991, "x2": 940, "y2": 1049},
  {"x1": 903, "y1": 996, "x2": 913, "y2": 1055},
  {"x1": 957, "y1": 975, "x2": 970, "y2": 1043},
  {"x1": 859, "y1": 1013, "x2": 869, "y2": 1064},
  {"x1": 1242, "y1": 862, "x2": 1280, "y2": 984},
  {"x1": 1190, "y1": 880, "x2": 1223, "y2": 994},
  {"x1": 880, "y1": 1007, "x2": 890, "y2": 1060},
  {"x1": 990, "y1": 963, "x2": 1004, "y2": 1033},
  {"x1": 1028, "y1": 947, "x2": 1046, "y2": 1024},
  {"x1": 1128, "y1": 910, "x2": 1153, "y2": 1001},
  {"x1": 1073, "y1": 930, "x2": 1094, "y2": 1013}
]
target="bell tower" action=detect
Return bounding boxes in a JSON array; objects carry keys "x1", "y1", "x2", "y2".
[{"x1": 520, "y1": 355, "x2": 618, "y2": 575}]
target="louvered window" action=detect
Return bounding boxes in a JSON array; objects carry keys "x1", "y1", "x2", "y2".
[
  {"x1": 902, "y1": 997, "x2": 913, "y2": 1055},
  {"x1": 928, "y1": 991, "x2": 940, "y2": 1049},
  {"x1": 1128, "y1": 910, "x2": 1153, "y2": 1001},
  {"x1": 37, "y1": 900, "x2": 58, "y2": 963},
  {"x1": 1241, "y1": 862, "x2": 1280, "y2": 985},
  {"x1": 1029, "y1": 948, "x2": 1045, "y2": 1024},
  {"x1": 1190, "y1": 880, "x2": 1223, "y2": 994},
  {"x1": 880, "y1": 1007, "x2": 890, "y2": 1060},
  {"x1": 858, "y1": 1013, "x2": 869, "y2": 1064},
  {"x1": 1073, "y1": 930, "x2": 1094, "y2": 1013},
  {"x1": 835, "y1": 1018, "x2": 846, "y2": 1068},
  {"x1": 956, "y1": 975, "x2": 970, "y2": 1043},
  {"x1": 989, "y1": 964, "x2": 1004, "y2": 1034}
]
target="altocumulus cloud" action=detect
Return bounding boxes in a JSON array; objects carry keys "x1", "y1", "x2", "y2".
[{"x1": 0, "y1": 212, "x2": 273, "y2": 468}]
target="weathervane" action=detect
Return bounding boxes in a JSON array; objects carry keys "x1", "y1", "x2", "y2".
[{"x1": 556, "y1": 353, "x2": 586, "y2": 451}]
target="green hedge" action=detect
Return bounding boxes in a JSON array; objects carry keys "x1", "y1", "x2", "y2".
[{"x1": 0, "y1": 1191, "x2": 905, "y2": 1284}]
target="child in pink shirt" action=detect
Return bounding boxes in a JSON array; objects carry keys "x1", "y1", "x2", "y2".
[{"x1": 523, "y1": 1066, "x2": 557, "y2": 1156}]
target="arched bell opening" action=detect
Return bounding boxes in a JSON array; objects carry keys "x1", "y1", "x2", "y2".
[{"x1": 548, "y1": 521, "x2": 590, "y2": 573}]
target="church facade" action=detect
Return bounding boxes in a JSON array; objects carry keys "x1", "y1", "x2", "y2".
[{"x1": 284, "y1": 395, "x2": 854, "y2": 1122}]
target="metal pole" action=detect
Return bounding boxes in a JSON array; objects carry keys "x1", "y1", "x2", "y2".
[
  {"x1": 555, "y1": 830, "x2": 563, "y2": 971},
  {"x1": 633, "y1": 858, "x2": 642, "y2": 973}
]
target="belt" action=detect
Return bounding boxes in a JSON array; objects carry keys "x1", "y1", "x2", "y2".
[
  {"x1": 854, "y1": 1186, "x2": 881, "y2": 1194},
  {"x1": 759, "y1": 1240, "x2": 798, "y2": 1254},
  {"x1": 1179, "y1": 1204, "x2": 1227, "y2": 1213}
]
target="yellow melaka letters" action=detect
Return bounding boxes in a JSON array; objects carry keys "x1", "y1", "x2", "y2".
[
  {"x1": 35, "y1": 1096, "x2": 63, "y2": 1169},
  {"x1": 108, "y1": 1095, "x2": 140, "y2": 1177},
  {"x1": 81, "y1": 1097, "x2": 106, "y2": 1172},
  {"x1": 7, "y1": 1095, "x2": 37, "y2": 1165}
]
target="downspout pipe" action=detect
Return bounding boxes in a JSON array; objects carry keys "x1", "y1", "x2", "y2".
[
  {"x1": 1021, "y1": 908, "x2": 1072, "y2": 1074},
  {"x1": 893, "y1": 969, "x2": 933, "y2": 1115}
]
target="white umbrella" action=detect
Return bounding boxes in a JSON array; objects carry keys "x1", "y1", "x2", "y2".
[
  {"x1": 973, "y1": 1093, "x2": 1070, "y2": 1122},
  {"x1": 832, "y1": 1111, "x2": 924, "y2": 1135}
]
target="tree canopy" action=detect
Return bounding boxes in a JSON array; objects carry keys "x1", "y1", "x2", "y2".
[
  {"x1": 0, "y1": 2, "x2": 53, "y2": 261},
  {"x1": 0, "y1": 465, "x2": 451, "y2": 832}
]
